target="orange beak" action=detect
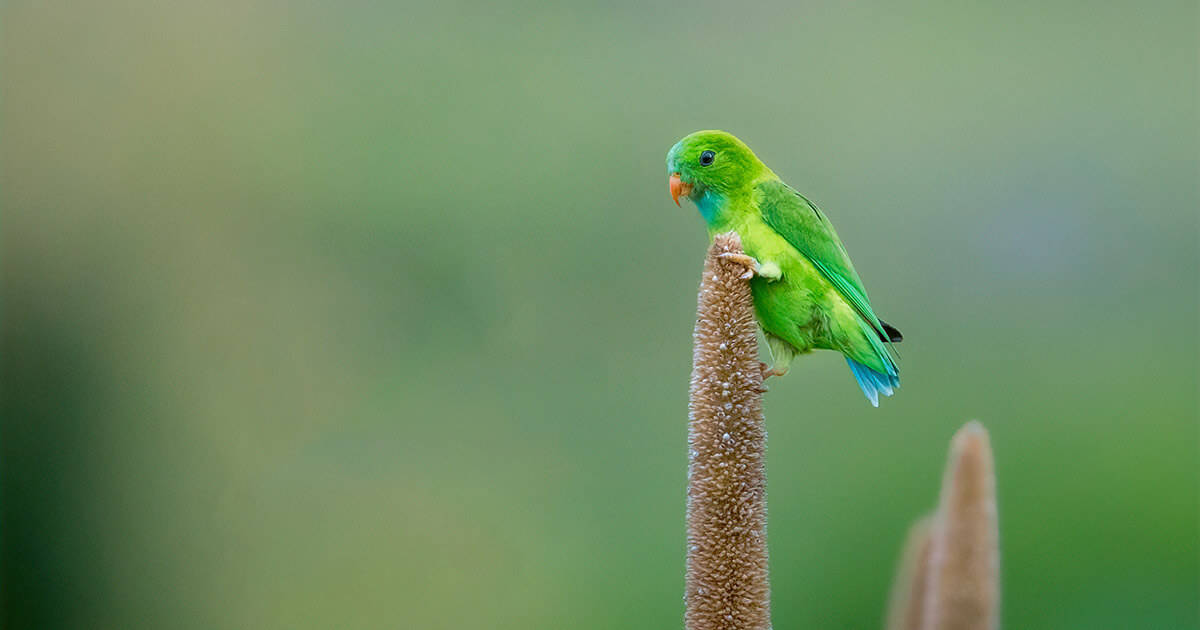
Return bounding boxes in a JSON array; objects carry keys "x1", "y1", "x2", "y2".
[{"x1": 669, "y1": 173, "x2": 692, "y2": 206}]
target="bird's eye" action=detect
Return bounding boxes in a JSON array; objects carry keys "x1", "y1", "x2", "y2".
[{"x1": 699, "y1": 150, "x2": 715, "y2": 166}]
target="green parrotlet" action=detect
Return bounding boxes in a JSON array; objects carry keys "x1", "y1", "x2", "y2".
[{"x1": 667, "y1": 130, "x2": 902, "y2": 406}]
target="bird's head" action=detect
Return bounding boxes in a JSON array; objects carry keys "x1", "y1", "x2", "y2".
[{"x1": 666, "y1": 130, "x2": 766, "y2": 209}]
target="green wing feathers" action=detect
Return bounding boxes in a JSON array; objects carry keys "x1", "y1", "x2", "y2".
[{"x1": 754, "y1": 178, "x2": 888, "y2": 339}]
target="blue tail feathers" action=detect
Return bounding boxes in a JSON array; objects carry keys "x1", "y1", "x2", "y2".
[{"x1": 846, "y1": 358, "x2": 900, "y2": 407}]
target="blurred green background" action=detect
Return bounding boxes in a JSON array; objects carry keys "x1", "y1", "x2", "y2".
[{"x1": 2, "y1": 1, "x2": 1196, "y2": 628}]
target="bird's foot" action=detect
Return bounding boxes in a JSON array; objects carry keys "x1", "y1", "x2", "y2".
[
  {"x1": 718, "y1": 252, "x2": 761, "y2": 280},
  {"x1": 759, "y1": 362, "x2": 786, "y2": 381},
  {"x1": 717, "y1": 253, "x2": 781, "y2": 281}
]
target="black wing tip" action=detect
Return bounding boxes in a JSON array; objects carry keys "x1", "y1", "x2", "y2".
[{"x1": 879, "y1": 320, "x2": 903, "y2": 343}]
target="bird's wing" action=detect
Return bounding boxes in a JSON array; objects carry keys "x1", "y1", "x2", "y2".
[{"x1": 754, "y1": 178, "x2": 887, "y2": 340}]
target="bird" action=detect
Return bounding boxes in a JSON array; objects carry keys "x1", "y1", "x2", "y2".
[{"x1": 667, "y1": 130, "x2": 902, "y2": 406}]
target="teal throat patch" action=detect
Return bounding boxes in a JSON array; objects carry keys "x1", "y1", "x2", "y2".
[{"x1": 695, "y1": 190, "x2": 724, "y2": 224}]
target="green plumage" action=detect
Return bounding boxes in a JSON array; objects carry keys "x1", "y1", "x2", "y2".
[{"x1": 667, "y1": 130, "x2": 901, "y2": 406}]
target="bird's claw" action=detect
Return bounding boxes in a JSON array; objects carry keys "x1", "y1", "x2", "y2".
[
  {"x1": 717, "y1": 252, "x2": 760, "y2": 280},
  {"x1": 759, "y1": 361, "x2": 785, "y2": 381}
]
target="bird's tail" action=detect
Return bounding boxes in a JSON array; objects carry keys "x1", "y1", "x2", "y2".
[{"x1": 846, "y1": 357, "x2": 899, "y2": 407}]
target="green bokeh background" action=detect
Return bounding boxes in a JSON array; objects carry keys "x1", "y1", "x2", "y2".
[{"x1": 2, "y1": 2, "x2": 1196, "y2": 628}]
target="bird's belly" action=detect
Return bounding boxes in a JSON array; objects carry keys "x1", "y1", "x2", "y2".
[
  {"x1": 750, "y1": 274, "x2": 828, "y2": 350},
  {"x1": 713, "y1": 220, "x2": 839, "y2": 351}
]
